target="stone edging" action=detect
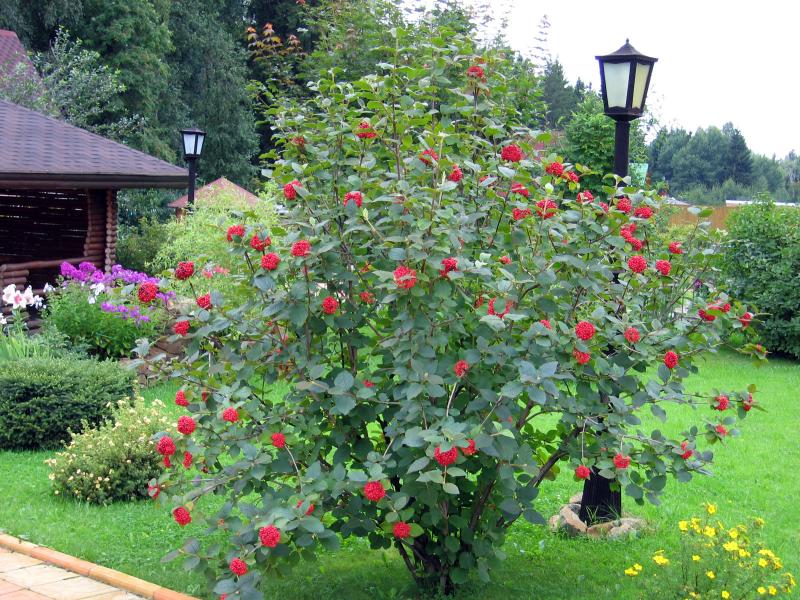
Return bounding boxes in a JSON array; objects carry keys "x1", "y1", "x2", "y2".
[{"x1": 0, "y1": 533, "x2": 199, "y2": 600}]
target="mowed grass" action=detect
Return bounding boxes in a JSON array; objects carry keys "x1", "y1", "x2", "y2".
[{"x1": 0, "y1": 351, "x2": 797, "y2": 599}]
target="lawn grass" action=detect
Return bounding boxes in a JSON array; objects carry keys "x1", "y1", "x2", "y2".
[{"x1": 0, "y1": 351, "x2": 797, "y2": 599}]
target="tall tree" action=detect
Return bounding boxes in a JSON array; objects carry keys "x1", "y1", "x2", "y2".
[
  {"x1": 0, "y1": 0, "x2": 83, "y2": 50},
  {"x1": 73, "y1": 0, "x2": 173, "y2": 159},
  {"x1": 540, "y1": 59, "x2": 577, "y2": 129},
  {"x1": 724, "y1": 123, "x2": 754, "y2": 186},
  {"x1": 167, "y1": 0, "x2": 258, "y2": 186}
]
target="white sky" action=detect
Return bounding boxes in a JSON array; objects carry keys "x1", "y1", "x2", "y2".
[{"x1": 414, "y1": 1, "x2": 800, "y2": 158}]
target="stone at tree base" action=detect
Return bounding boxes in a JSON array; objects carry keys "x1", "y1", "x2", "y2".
[{"x1": 549, "y1": 493, "x2": 646, "y2": 539}]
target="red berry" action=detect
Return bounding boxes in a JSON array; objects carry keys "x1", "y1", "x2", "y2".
[
  {"x1": 668, "y1": 241, "x2": 683, "y2": 254},
  {"x1": 453, "y1": 360, "x2": 469, "y2": 378},
  {"x1": 296, "y1": 500, "x2": 315, "y2": 515},
  {"x1": 434, "y1": 446, "x2": 458, "y2": 467},
  {"x1": 322, "y1": 296, "x2": 339, "y2": 315},
  {"x1": 448, "y1": 165, "x2": 463, "y2": 182},
  {"x1": 226, "y1": 224, "x2": 245, "y2": 242},
  {"x1": 393, "y1": 266, "x2": 417, "y2": 289},
  {"x1": 540, "y1": 319, "x2": 552, "y2": 330},
  {"x1": 624, "y1": 327, "x2": 640, "y2": 344},
  {"x1": 173, "y1": 506, "x2": 191, "y2": 526},
  {"x1": 283, "y1": 180, "x2": 301, "y2": 200},
  {"x1": 183, "y1": 451, "x2": 193, "y2": 469},
  {"x1": 196, "y1": 294, "x2": 212, "y2": 310},
  {"x1": 616, "y1": 197, "x2": 632, "y2": 214},
  {"x1": 627, "y1": 255, "x2": 647, "y2": 273},
  {"x1": 259, "y1": 525, "x2": 281, "y2": 548},
  {"x1": 655, "y1": 260, "x2": 672, "y2": 276},
  {"x1": 250, "y1": 234, "x2": 270, "y2": 251},
  {"x1": 573, "y1": 349, "x2": 591, "y2": 365},
  {"x1": 714, "y1": 394, "x2": 729, "y2": 411},
  {"x1": 261, "y1": 253, "x2": 280, "y2": 271},
  {"x1": 575, "y1": 465, "x2": 591, "y2": 480},
  {"x1": 461, "y1": 439, "x2": 477, "y2": 456},
  {"x1": 175, "y1": 261, "x2": 194, "y2": 280},
  {"x1": 501, "y1": 144, "x2": 523, "y2": 162},
  {"x1": 177, "y1": 416, "x2": 196, "y2": 435},
  {"x1": 271, "y1": 432, "x2": 286, "y2": 448},
  {"x1": 363, "y1": 481, "x2": 386, "y2": 502},
  {"x1": 290, "y1": 240, "x2": 311, "y2": 257},
  {"x1": 229, "y1": 558, "x2": 248, "y2": 577},
  {"x1": 175, "y1": 390, "x2": 189, "y2": 407},
  {"x1": 419, "y1": 149, "x2": 439, "y2": 165},
  {"x1": 222, "y1": 407, "x2": 239, "y2": 423},
  {"x1": 680, "y1": 441, "x2": 693, "y2": 460},
  {"x1": 393, "y1": 521, "x2": 411, "y2": 539},
  {"x1": 173, "y1": 320, "x2": 190, "y2": 336},
  {"x1": 575, "y1": 320, "x2": 595, "y2": 341},
  {"x1": 343, "y1": 191, "x2": 363, "y2": 207},
  {"x1": 545, "y1": 162, "x2": 564, "y2": 176},
  {"x1": 138, "y1": 282, "x2": 159, "y2": 304},
  {"x1": 613, "y1": 453, "x2": 631, "y2": 469},
  {"x1": 664, "y1": 350, "x2": 679, "y2": 369},
  {"x1": 715, "y1": 424, "x2": 728, "y2": 436}
]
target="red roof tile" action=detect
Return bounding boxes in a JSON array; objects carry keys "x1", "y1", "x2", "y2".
[
  {"x1": 0, "y1": 29, "x2": 39, "y2": 82},
  {"x1": 168, "y1": 177, "x2": 259, "y2": 208}
]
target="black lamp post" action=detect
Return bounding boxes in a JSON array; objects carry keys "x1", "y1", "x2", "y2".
[
  {"x1": 596, "y1": 40, "x2": 657, "y2": 178},
  {"x1": 180, "y1": 127, "x2": 206, "y2": 205},
  {"x1": 577, "y1": 42, "x2": 658, "y2": 526}
]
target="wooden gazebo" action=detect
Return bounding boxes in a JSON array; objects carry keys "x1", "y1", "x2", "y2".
[{"x1": 0, "y1": 99, "x2": 187, "y2": 297}]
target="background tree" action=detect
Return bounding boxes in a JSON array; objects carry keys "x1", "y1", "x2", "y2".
[
  {"x1": 540, "y1": 59, "x2": 578, "y2": 129},
  {"x1": 723, "y1": 123, "x2": 753, "y2": 186}
]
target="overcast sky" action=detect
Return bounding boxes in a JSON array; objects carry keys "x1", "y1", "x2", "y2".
[{"x1": 416, "y1": 1, "x2": 799, "y2": 158}]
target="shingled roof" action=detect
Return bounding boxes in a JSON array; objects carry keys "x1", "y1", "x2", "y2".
[
  {"x1": 0, "y1": 30, "x2": 38, "y2": 80},
  {"x1": 168, "y1": 177, "x2": 260, "y2": 209},
  {"x1": 0, "y1": 99, "x2": 188, "y2": 189}
]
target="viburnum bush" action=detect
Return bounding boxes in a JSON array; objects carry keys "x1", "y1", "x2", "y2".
[{"x1": 149, "y1": 28, "x2": 765, "y2": 597}]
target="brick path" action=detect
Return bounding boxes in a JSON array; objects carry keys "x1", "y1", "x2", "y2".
[{"x1": 0, "y1": 547, "x2": 142, "y2": 600}]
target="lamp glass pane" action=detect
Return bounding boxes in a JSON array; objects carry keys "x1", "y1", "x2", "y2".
[
  {"x1": 182, "y1": 132, "x2": 196, "y2": 155},
  {"x1": 603, "y1": 61, "x2": 631, "y2": 108},
  {"x1": 632, "y1": 62, "x2": 651, "y2": 109},
  {"x1": 195, "y1": 134, "x2": 205, "y2": 156}
]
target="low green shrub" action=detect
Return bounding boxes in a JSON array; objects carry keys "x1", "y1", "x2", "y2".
[
  {"x1": 0, "y1": 358, "x2": 136, "y2": 450},
  {"x1": 149, "y1": 185, "x2": 277, "y2": 301},
  {"x1": 722, "y1": 200, "x2": 800, "y2": 357},
  {"x1": 46, "y1": 397, "x2": 170, "y2": 504}
]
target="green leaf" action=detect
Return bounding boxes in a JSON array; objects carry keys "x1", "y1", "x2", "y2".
[
  {"x1": 442, "y1": 482, "x2": 459, "y2": 495},
  {"x1": 334, "y1": 370, "x2": 354, "y2": 391},
  {"x1": 408, "y1": 457, "x2": 430, "y2": 473},
  {"x1": 650, "y1": 404, "x2": 667, "y2": 422}
]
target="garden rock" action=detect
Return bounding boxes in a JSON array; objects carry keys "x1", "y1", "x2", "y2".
[{"x1": 550, "y1": 494, "x2": 646, "y2": 539}]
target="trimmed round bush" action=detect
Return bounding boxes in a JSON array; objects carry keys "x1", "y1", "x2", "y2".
[
  {"x1": 0, "y1": 358, "x2": 136, "y2": 450},
  {"x1": 46, "y1": 397, "x2": 169, "y2": 504}
]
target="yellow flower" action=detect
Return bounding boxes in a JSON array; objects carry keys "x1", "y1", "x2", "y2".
[
  {"x1": 624, "y1": 567, "x2": 639, "y2": 577},
  {"x1": 739, "y1": 549, "x2": 751, "y2": 558},
  {"x1": 703, "y1": 526, "x2": 717, "y2": 538},
  {"x1": 706, "y1": 503, "x2": 718, "y2": 515},
  {"x1": 652, "y1": 552, "x2": 670, "y2": 566},
  {"x1": 768, "y1": 586, "x2": 777, "y2": 596},
  {"x1": 721, "y1": 592, "x2": 730, "y2": 599},
  {"x1": 754, "y1": 517, "x2": 766, "y2": 527},
  {"x1": 679, "y1": 520, "x2": 689, "y2": 532},
  {"x1": 634, "y1": 564, "x2": 643, "y2": 572},
  {"x1": 728, "y1": 528, "x2": 739, "y2": 539},
  {"x1": 692, "y1": 555, "x2": 701, "y2": 562},
  {"x1": 706, "y1": 571, "x2": 716, "y2": 580},
  {"x1": 759, "y1": 558, "x2": 769, "y2": 568},
  {"x1": 786, "y1": 572, "x2": 796, "y2": 587},
  {"x1": 759, "y1": 549, "x2": 775, "y2": 558},
  {"x1": 723, "y1": 541, "x2": 739, "y2": 552},
  {"x1": 757, "y1": 587, "x2": 767, "y2": 595}
]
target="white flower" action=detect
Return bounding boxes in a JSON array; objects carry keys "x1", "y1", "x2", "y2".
[
  {"x1": 2, "y1": 284, "x2": 16, "y2": 305},
  {"x1": 43, "y1": 283, "x2": 54, "y2": 293},
  {"x1": 0, "y1": 315, "x2": 6, "y2": 325},
  {"x1": 89, "y1": 282, "x2": 105, "y2": 297},
  {"x1": 87, "y1": 295, "x2": 96, "y2": 304}
]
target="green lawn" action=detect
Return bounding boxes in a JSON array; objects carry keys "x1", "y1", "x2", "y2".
[{"x1": 0, "y1": 351, "x2": 797, "y2": 599}]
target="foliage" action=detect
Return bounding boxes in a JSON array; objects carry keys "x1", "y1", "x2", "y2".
[
  {"x1": 0, "y1": 29, "x2": 143, "y2": 140},
  {"x1": 166, "y1": 0, "x2": 258, "y2": 186},
  {"x1": 623, "y1": 503, "x2": 796, "y2": 598},
  {"x1": 117, "y1": 188, "x2": 178, "y2": 229},
  {"x1": 563, "y1": 94, "x2": 648, "y2": 192},
  {"x1": 722, "y1": 200, "x2": 800, "y2": 358},
  {"x1": 149, "y1": 188, "x2": 277, "y2": 299},
  {"x1": 0, "y1": 357, "x2": 135, "y2": 450},
  {"x1": 649, "y1": 125, "x2": 793, "y2": 202},
  {"x1": 117, "y1": 218, "x2": 171, "y2": 273},
  {"x1": 44, "y1": 263, "x2": 169, "y2": 359},
  {"x1": 46, "y1": 396, "x2": 170, "y2": 504},
  {"x1": 147, "y1": 24, "x2": 764, "y2": 598},
  {"x1": 540, "y1": 59, "x2": 581, "y2": 129}
]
